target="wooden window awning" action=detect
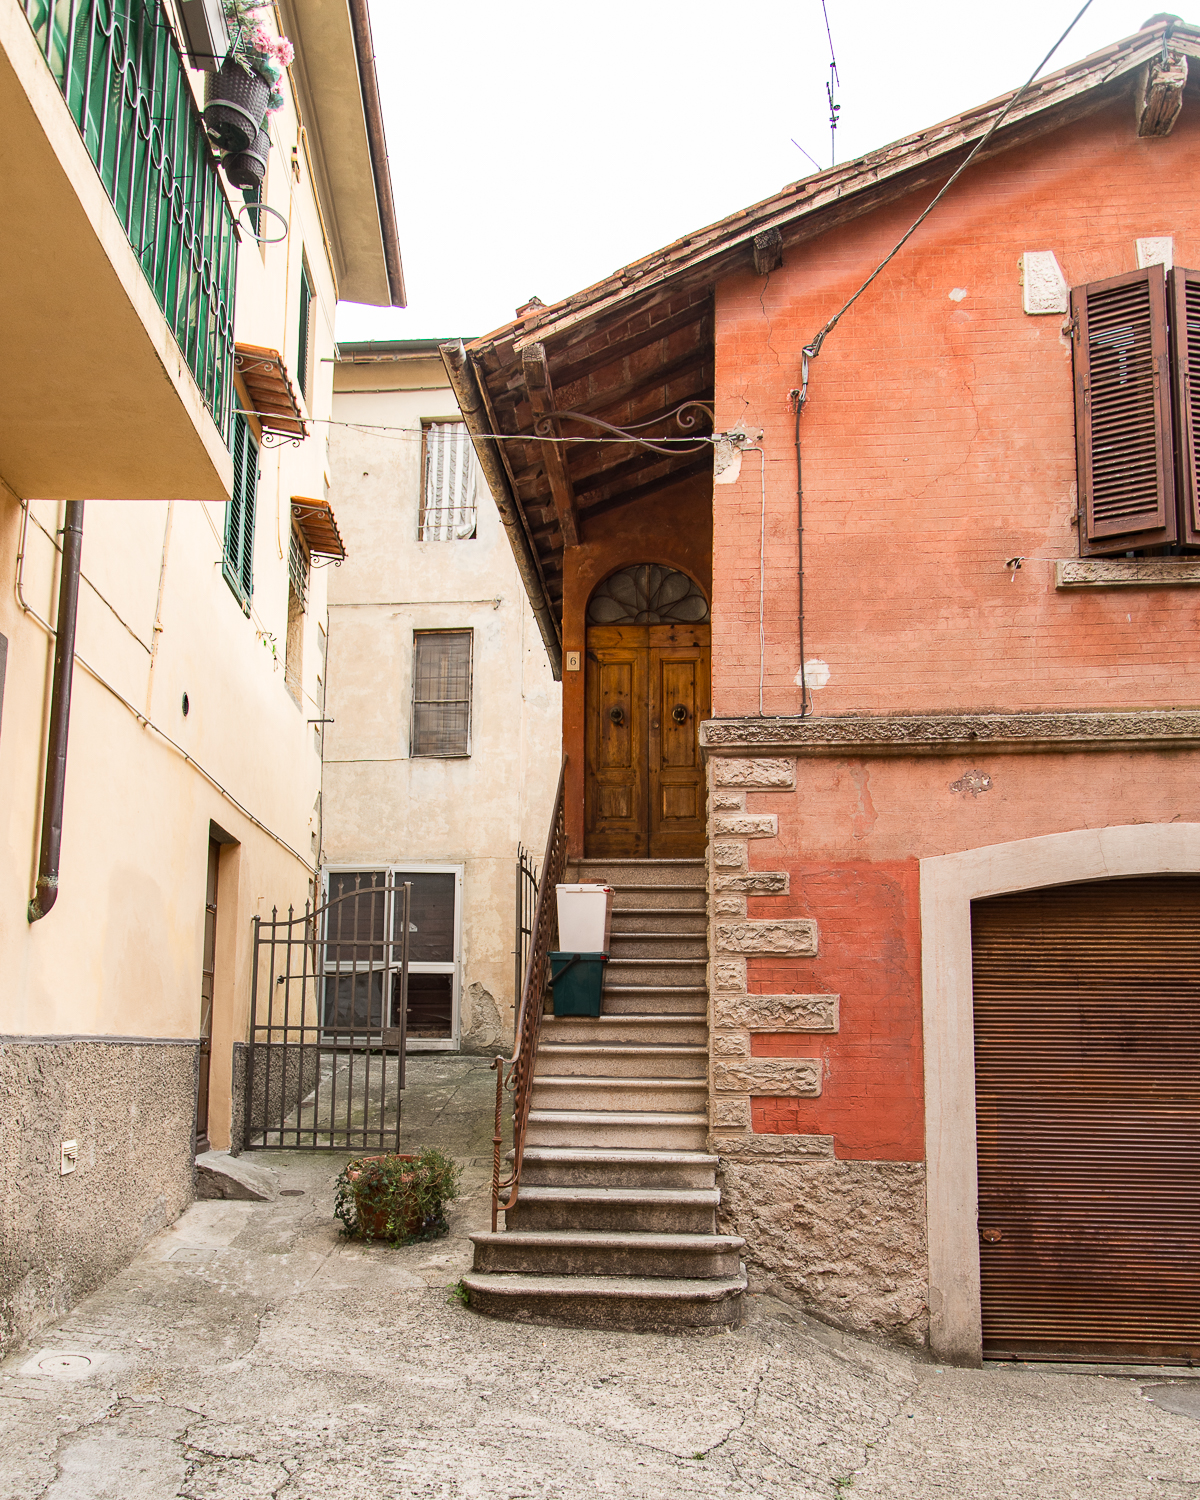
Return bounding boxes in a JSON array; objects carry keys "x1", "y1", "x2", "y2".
[
  {"x1": 235, "y1": 343, "x2": 307, "y2": 439},
  {"x1": 291, "y1": 496, "x2": 346, "y2": 560}
]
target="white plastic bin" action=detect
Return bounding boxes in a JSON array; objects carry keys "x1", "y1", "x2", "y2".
[{"x1": 556, "y1": 883, "x2": 614, "y2": 954}]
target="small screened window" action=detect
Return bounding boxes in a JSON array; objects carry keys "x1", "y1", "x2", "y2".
[
  {"x1": 223, "y1": 411, "x2": 259, "y2": 611},
  {"x1": 411, "y1": 630, "x2": 472, "y2": 757},
  {"x1": 297, "y1": 260, "x2": 315, "y2": 407},
  {"x1": 420, "y1": 422, "x2": 477, "y2": 540}
]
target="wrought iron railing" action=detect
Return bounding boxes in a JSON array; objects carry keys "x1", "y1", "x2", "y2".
[
  {"x1": 491, "y1": 758, "x2": 567, "y2": 1230},
  {"x1": 513, "y1": 841, "x2": 539, "y2": 1011},
  {"x1": 23, "y1": 0, "x2": 237, "y2": 440}
]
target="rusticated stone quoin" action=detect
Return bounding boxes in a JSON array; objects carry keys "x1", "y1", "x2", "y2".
[
  {"x1": 717, "y1": 1160, "x2": 930, "y2": 1346},
  {"x1": 708, "y1": 960, "x2": 744, "y2": 996},
  {"x1": 711, "y1": 1133, "x2": 834, "y2": 1161},
  {"x1": 711, "y1": 1030, "x2": 751, "y2": 1057},
  {"x1": 710, "y1": 790, "x2": 745, "y2": 811},
  {"x1": 700, "y1": 709, "x2": 1200, "y2": 755},
  {"x1": 712, "y1": 758, "x2": 796, "y2": 788},
  {"x1": 710, "y1": 1097, "x2": 751, "y2": 1130},
  {"x1": 713, "y1": 960, "x2": 746, "y2": 992},
  {"x1": 712, "y1": 841, "x2": 746, "y2": 870},
  {"x1": 714, "y1": 992, "x2": 839, "y2": 1032},
  {"x1": 713, "y1": 814, "x2": 778, "y2": 838},
  {"x1": 714, "y1": 871, "x2": 789, "y2": 894},
  {"x1": 712, "y1": 1059, "x2": 822, "y2": 1096},
  {"x1": 716, "y1": 919, "x2": 818, "y2": 956},
  {"x1": 714, "y1": 894, "x2": 746, "y2": 917}
]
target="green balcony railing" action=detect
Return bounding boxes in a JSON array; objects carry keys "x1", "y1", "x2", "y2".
[{"x1": 23, "y1": 0, "x2": 237, "y2": 443}]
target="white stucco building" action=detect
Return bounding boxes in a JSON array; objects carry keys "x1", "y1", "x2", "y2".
[{"x1": 323, "y1": 341, "x2": 561, "y2": 1052}]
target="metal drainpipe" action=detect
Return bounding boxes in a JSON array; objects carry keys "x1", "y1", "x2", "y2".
[{"x1": 28, "y1": 501, "x2": 85, "y2": 923}]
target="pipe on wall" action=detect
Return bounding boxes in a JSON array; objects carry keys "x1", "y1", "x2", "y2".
[
  {"x1": 440, "y1": 340, "x2": 563, "y2": 679},
  {"x1": 28, "y1": 501, "x2": 85, "y2": 923}
]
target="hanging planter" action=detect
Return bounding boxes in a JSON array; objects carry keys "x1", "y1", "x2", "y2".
[
  {"x1": 203, "y1": 3, "x2": 293, "y2": 155},
  {"x1": 222, "y1": 128, "x2": 270, "y2": 190},
  {"x1": 203, "y1": 57, "x2": 270, "y2": 154}
]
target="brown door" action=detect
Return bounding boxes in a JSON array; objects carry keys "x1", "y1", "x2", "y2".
[
  {"x1": 972, "y1": 875, "x2": 1200, "y2": 1363},
  {"x1": 585, "y1": 623, "x2": 709, "y2": 858},
  {"x1": 197, "y1": 837, "x2": 220, "y2": 1153}
]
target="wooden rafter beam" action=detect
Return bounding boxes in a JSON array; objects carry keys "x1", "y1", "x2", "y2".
[{"x1": 522, "y1": 342, "x2": 581, "y2": 548}]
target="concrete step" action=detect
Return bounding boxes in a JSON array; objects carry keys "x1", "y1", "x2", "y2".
[
  {"x1": 607, "y1": 932, "x2": 708, "y2": 959},
  {"x1": 531, "y1": 1075, "x2": 707, "y2": 1113},
  {"x1": 505, "y1": 1184, "x2": 719, "y2": 1234},
  {"x1": 540, "y1": 1014, "x2": 707, "y2": 1046},
  {"x1": 517, "y1": 1146, "x2": 718, "y2": 1190},
  {"x1": 603, "y1": 984, "x2": 707, "y2": 1016},
  {"x1": 535, "y1": 1045, "x2": 707, "y2": 1080},
  {"x1": 470, "y1": 1229, "x2": 744, "y2": 1279},
  {"x1": 605, "y1": 957, "x2": 707, "y2": 986},
  {"x1": 462, "y1": 1268, "x2": 746, "y2": 1331},
  {"x1": 569, "y1": 859, "x2": 706, "y2": 889},
  {"x1": 610, "y1": 907, "x2": 709, "y2": 934},
  {"x1": 525, "y1": 1110, "x2": 708, "y2": 1151},
  {"x1": 607, "y1": 886, "x2": 707, "y2": 911}
]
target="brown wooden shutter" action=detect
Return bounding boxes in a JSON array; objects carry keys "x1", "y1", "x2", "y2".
[
  {"x1": 1072, "y1": 265, "x2": 1176, "y2": 554},
  {"x1": 1169, "y1": 266, "x2": 1200, "y2": 546},
  {"x1": 972, "y1": 876, "x2": 1200, "y2": 1363}
]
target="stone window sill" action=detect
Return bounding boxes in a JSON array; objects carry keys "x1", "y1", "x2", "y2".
[{"x1": 1055, "y1": 559, "x2": 1200, "y2": 588}]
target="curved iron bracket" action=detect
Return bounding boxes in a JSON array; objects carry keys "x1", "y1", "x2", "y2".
[{"x1": 533, "y1": 401, "x2": 715, "y2": 457}]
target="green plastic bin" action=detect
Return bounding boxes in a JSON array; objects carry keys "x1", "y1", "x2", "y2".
[{"x1": 549, "y1": 952, "x2": 608, "y2": 1017}]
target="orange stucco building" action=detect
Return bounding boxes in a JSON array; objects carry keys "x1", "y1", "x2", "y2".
[{"x1": 448, "y1": 18, "x2": 1200, "y2": 1364}]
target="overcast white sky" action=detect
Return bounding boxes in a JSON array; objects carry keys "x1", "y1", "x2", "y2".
[{"x1": 334, "y1": 0, "x2": 1179, "y2": 345}]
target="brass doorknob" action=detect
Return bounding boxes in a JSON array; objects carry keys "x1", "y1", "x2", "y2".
[
  {"x1": 671, "y1": 704, "x2": 688, "y2": 724},
  {"x1": 980, "y1": 1228, "x2": 1002, "y2": 1243},
  {"x1": 609, "y1": 705, "x2": 625, "y2": 726}
]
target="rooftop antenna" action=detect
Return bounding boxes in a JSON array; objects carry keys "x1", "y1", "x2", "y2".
[{"x1": 821, "y1": 0, "x2": 840, "y2": 166}]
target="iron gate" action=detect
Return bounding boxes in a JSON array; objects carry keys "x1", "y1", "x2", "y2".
[{"x1": 244, "y1": 875, "x2": 410, "y2": 1151}]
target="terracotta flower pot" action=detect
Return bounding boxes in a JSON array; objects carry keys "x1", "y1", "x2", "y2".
[
  {"x1": 346, "y1": 1154, "x2": 425, "y2": 1241},
  {"x1": 203, "y1": 58, "x2": 270, "y2": 155}
]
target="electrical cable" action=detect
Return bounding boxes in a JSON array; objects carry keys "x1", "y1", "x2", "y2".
[{"x1": 802, "y1": 0, "x2": 1096, "y2": 362}]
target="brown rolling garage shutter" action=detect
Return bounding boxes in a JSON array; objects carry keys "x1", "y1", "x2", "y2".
[
  {"x1": 972, "y1": 876, "x2": 1200, "y2": 1364},
  {"x1": 1072, "y1": 265, "x2": 1176, "y2": 554}
]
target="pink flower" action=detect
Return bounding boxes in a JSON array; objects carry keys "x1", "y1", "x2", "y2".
[{"x1": 272, "y1": 36, "x2": 294, "y2": 66}]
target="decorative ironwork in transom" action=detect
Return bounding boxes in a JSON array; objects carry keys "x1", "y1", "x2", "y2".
[{"x1": 587, "y1": 565, "x2": 709, "y2": 626}]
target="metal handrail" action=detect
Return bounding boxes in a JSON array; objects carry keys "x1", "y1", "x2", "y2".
[{"x1": 491, "y1": 756, "x2": 567, "y2": 1230}]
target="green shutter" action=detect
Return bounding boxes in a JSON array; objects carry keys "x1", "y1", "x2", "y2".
[
  {"x1": 297, "y1": 265, "x2": 314, "y2": 405},
  {"x1": 223, "y1": 411, "x2": 259, "y2": 611}
]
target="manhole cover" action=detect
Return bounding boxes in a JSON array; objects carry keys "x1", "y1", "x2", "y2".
[
  {"x1": 1145, "y1": 1384, "x2": 1200, "y2": 1420},
  {"x1": 17, "y1": 1350, "x2": 113, "y2": 1380},
  {"x1": 169, "y1": 1246, "x2": 215, "y2": 1262},
  {"x1": 279, "y1": 1189, "x2": 305, "y2": 1197}
]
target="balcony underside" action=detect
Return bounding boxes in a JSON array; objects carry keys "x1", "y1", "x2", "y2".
[{"x1": 0, "y1": 1, "x2": 233, "y2": 502}]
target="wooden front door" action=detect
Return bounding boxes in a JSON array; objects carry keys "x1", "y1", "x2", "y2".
[{"x1": 585, "y1": 622, "x2": 710, "y2": 857}]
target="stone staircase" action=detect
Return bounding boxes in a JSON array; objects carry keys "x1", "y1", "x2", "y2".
[{"x1": 464, "y1": 858, "x2": 746, "y2": 1330}]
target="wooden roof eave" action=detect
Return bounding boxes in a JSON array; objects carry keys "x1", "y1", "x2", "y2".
[
  {"x1": 440, "y1": 340, "x2": 564, "y2": 680},
  {"x1": 465, "y1": 24, "x2": 1199, "y2": 365}
]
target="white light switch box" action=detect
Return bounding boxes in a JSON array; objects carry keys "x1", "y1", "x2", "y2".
[{"x1": 60, "y1": 1140, "x2": 78, "y2": 1176}]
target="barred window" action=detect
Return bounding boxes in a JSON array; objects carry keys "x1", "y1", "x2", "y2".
[
  {"x1": 411, "y1": 631, "x2": 472, "y2": 757},
  {"x1": 420, "y1": 422, "x2": 477, "y2": 540}
]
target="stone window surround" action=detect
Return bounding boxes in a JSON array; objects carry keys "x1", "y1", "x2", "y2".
[{"x1": 921, "y1": 821, "x2": 1200, "y2": 1367}]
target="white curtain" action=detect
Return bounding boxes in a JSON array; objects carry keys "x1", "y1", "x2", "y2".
[{"x1": 421, "y1": 422, "x2": 477, "y2": 541}]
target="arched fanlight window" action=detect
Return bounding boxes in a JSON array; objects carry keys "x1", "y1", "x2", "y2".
[{"x1": 586, "y1": 565, "x2": 709, "y2": 625}]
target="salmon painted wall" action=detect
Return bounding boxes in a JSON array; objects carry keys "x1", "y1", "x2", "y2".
[
  {"x1": 712, "y1": 96, "x2": 1200, "y2": 720},
  {"x1": 711, "y1": 96, "x2": 1200, "y2": 1163},
  {"x1": 563, "y1": 472, "x2": 713, "y2": 857}
]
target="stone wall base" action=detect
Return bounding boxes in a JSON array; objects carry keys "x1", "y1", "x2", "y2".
[
  {"x1": 717, "y1": 1157, "x2": 929, "y2": 1347},
  {"x1": 0, "y1": 1038, "x2": 198, "y2": 1353}
]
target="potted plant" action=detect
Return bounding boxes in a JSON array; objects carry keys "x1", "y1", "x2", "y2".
[
  {"x1": 334, "y1": 1148, "x2": 462, "y2": 1246},
  {"x1": 203, "y1": 0, "x2": 293, "y2": 156}
]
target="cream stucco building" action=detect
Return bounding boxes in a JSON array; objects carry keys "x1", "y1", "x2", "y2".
[
  {"x1": 323, "y1": 343, "x2": 561, "y2": 1053},
  {"x1": 0, "y1": 0, "x2": 402, "y2": 1349}
]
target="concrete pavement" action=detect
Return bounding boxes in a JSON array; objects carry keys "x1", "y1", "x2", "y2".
[{"x1": 2, "y1": 1057, "x2": 1198, "y2": 1498}]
